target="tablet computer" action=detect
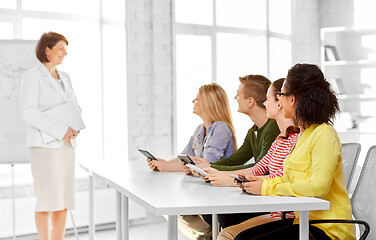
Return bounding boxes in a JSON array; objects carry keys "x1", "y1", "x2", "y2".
[
  {"x1": 178, "y1": 154, "x2": 195, "y2": 165},
  {"x1": 186, "y1": 164, "x2": 207, "y2": 177},
  {"x1": 138, "y1": 149, "x2": 157, "y2": 160},
  {"x1": 228, "y1": 174, "x2": 249, "y2": 183}
]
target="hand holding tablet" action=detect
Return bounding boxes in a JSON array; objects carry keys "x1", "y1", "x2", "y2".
[
  {"x1": 178, "y1": 154, "x2": 195, "y2": 165},
  {"x1": 138, "y1": 149, "x2": 157, "y2": 160},
  {"x1": 228, "y1": 174, "x2": 249, "y2": 183},
  {"x1": 186, "y1": 164, "x2": 208, "y2": 177}
]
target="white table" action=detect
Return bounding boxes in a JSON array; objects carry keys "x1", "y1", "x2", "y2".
[{"x1": 80, "y1": 160, "x2": 330, "y2": 240}]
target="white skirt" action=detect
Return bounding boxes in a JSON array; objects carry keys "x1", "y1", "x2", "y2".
[{"x1": 29, "y1": 142, "x2": 75, "y2": 212}]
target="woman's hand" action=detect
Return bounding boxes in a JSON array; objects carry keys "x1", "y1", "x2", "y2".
[
  {"x1": 63, "y1": 127, "x2": 78, "y2": 140},
  {"x1": 181, "y1": 161, "x2": 193, "y2": 175},
  {"x1": 240, "y1": 175, "x2": 264, "y2": 195},
  {"x1": 202, "y1": 167, "x2": 219, "y2": 174},
  {"x1": 206, "y1": 172, "x2": 237, "y2": 187},
  {"x1": 148, "y1": 158, "x2": 171, "y2": 172},
  {"x1": 147, "y1": 159, "x2": 159, "y2": 171},
  {"x1": 190, "y1": 156, "x2": 211, "y2": 169}
]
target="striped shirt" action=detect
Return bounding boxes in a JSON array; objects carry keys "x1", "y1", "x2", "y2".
[
  {"x1": 250, "y1": 133, "x2": 299, "y2": 178},
  {"x1": 249, "y1": 132, "x2": 299, "y2": 219}
]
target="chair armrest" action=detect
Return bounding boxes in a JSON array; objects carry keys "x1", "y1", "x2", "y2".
[{"x1": 309, "y1": 219, "x2": 370, "y2": 240}]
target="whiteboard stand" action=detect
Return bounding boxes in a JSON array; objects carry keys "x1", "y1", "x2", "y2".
[
  {"x1": 11, "y1": 164, "x2": 16, "y2": 240},
  {"x1": 69, "y1": 209, "x2": 79, "y2": 240},
  {"x1": 0, "y1": 39, "x2": 40, "y2": 240}
]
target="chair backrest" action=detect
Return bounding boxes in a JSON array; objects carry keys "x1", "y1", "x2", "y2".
[
  {"x1": 342, "y1": 143, "x2": 361, "y2": 191},
  {"x1": 351, "y1": 145, "x2": 376, "y2": 239}
]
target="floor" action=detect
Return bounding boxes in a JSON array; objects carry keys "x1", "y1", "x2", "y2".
[{"x1": 65, "y1": 218, "x2": 190, "y2": 240}]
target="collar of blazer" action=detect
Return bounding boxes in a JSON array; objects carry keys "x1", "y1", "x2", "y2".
[{"x1": 37, "y1": 63, "x2": 71, "y2": 102}]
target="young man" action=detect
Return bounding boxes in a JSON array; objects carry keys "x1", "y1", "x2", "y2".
[
  {"x1": 193, "y1": 75, "x2": 280, "y2": 171},
  {"x1": 179, "y1": 75, "x2": 280, "y2": 240}
]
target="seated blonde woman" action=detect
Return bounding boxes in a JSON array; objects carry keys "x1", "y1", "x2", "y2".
[{"x1": 147, "y1": 83, "x2": 237, "y2": 174}]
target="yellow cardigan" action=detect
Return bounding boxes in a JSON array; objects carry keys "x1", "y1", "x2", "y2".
[{"x1": 262, "y1": 123, "x2": 355, "y2": 240}]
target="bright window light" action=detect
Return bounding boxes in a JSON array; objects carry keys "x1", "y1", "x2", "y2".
[
  {"x1": 103, "y1": 24, "x2": 128, "y2": 163},
  {"x1": 0, "y1": 0, "x2": 16, "y2": 9},
  {"x1": 174, "y1": 0, "x2": 292, "y2": 154},
  {"x1": 0, "y1": 22, "x2": 13, "y2": 39},
  {"x1": 22, "y1": 0, "x2": 99, "y2": 16},
  {"x1": 269, "y1": 0, "x2": 291, "y2": 34},
  {"x1": 216, "y1": 0, "x2": 266, "y2": 29},
  {"x1": 175, "y1": 0, "x2": 213, "y2": 25},
  {"x1": 269, "y1": 37, "x2": 292, "y2": 80},
  {"x1": 217, "y1": 33, "x2": 267, "y2": 142},
  {"x1": 102, "y1": 0, "x2": 125, "y2": 21},
  {"x1": 176, "y1": 34, "x2": 211, "y2": 152}
]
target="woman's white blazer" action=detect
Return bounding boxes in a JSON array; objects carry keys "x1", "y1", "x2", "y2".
[{"x1": 20, "y1": 63, "x2": 81, "y2": 148}]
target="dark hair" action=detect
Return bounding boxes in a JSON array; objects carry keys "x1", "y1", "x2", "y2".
[
  {"x1": 36, "y1": 32, "x2": 68, "y2": 63},
  {"x1": 271, "y1": 78, "x2": 285, "y2": 101},
  {"x1": 239, "y1": 75, "x2": 271, "y2": 109},
  {"x1": 285, "y1": 63, "x2": 339, "y2": 126},
  {"x1": 272, "y1": 78, "x2": 300, "y2": 138}
]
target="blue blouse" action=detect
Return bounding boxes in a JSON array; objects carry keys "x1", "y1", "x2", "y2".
[{"x1": 182, "y1": 121, "x2": 235, "y2": 162}]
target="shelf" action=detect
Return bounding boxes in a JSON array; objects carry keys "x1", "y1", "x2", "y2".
[
  {"x1": 321, "y1": 27, "x2": 376, "y2": 34},
  {"x1": 337, "y1": 130, "x2": 376, "y2": 134},
  {"x1": 323, "y1": 60, "x2": 376, "y2": 66},
  {"x1": 321, "y1": 26, "x2": 376, "y2": 120},
  {"x1": 338, "y1": 94, "x2": 376, "y2": 100}
]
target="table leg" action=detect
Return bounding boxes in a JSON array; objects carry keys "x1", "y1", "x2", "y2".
[
  {"x1": 116, "y1": 192, "x2": 123, "y2": 240},
  {"x1": 299, "y1": 211, "x2": 309, "y2": 240},
  {"x1": 89, "y1": 174, "x2": 95, "y2": 240},
  {"x1": 122, "y1": 196, "x2": 129, "y2": 240},
  {"x1": 167, "y1": 215, "x2": 178, "y2": 240},
  {"x1": 212, "y1": 214, "x2": 219, "y2": 238}
]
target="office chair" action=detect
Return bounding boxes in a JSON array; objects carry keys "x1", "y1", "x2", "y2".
[
  {"x1": 342, "y1": 143, "x2": 361, "y2": 191},
  {"x1": 309, "y1": 145, "x2": 376, "y2": 240}
]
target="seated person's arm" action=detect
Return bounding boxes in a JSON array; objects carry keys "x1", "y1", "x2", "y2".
[
  {"x1": 262, "y1": 129, "x2": 341, "y2": 197},
  {"x1": 153, "y1": 133, "x2": 196, "y2": 172},
  {"x1": 203, "y1": 122, "x2": 235, "y2": 163},
  {"x1": 210, "y1": 129, "x2": 254, "y2": 167},
  {"x1": 149, "y1": 157, "x2": 185, "y2": 172},
  {"x1": 206, "y1": 172, "x2": 238, "y2": 187}
]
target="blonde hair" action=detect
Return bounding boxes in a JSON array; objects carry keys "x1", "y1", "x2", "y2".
[{"x1": 198, "y1": 83, "x2": 238, "y2": 151}]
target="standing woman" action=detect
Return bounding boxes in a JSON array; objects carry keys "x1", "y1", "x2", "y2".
[
  {"x1": 234, "y1": 63, "x2": 355, "y2": 239},
  {"x1": 20, "y1": 32, "x2": 81, "y2": 240}
]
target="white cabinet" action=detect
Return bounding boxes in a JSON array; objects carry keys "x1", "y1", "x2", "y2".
[{"x1": 321, "y1": 27, "x2": 376, "y2": 134}]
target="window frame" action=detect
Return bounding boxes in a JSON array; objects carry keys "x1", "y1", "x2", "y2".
[
  {"x1": 0, "y1": 0, "x2": 127, "y2": 185},
  {"x1": 173, "y1": 0, "x2": 292, "y2": 153}
]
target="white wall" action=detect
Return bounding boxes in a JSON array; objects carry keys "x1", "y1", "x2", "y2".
[
  {"x1": 291, "y1": 0, "x2": 321, "y2": 65},
  {"x1": 320, "y1": 0, "x2": 355, "y2": 28},
  {"x1": 126, "y1": 0, "x2": 175, "y2": 161}
]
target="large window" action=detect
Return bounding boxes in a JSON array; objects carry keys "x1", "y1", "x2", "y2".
[
  {"x1": 175, "y1": 0, "x2": 292, "y2": 152},
  {"x1": 0, "y1": 1, "x2": 127, "y2": 186}
]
